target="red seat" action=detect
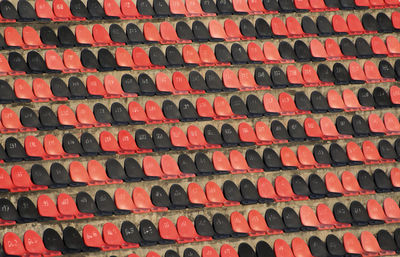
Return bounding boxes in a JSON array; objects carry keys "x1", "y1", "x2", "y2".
[
  {"x1": 198, "y1": 44, "x2": 226, "y2": 66},
  {"x1": 275, "y1": 176, "x2": 308, "y2": 201},
  {"x1": 57, "y1": 104, "x2": 81, "y2": 128},
  {"x1": 159, "y1": 217, "x2": 180, "y2": 242},
  {"x1": 369, "y1": 0, "x2": 385, "y2": 8},
  {"x1": 279, "y1": 92, "x2": 304, "y2": 115},
  {"x1": 325, "y1": 38, "x2": 349, "y2": 60},
  {"x1": 182, "y1": 45, "x2": 202, "y2": 66},
  {"x1": 2, "y1": 108, "x2": 34, "y2": 132},
  {"x1": 155, "y1": 72, "x2": 175, "y2": 94},
  {"x1": 371, "y1": 36, "x2": 388, "y2": 56},
  {"x1": 342, "y1": 89, "x2": 368, "y2": 111},
  {"x1": 44, "y1": 134, "x2": 78, "y2": 159},
  {"x1": 188, "y1": 182, "x2": 222, "y2": 207},
  {"x1": 185, "y1": 0, "x2": 208, "y2": 16},
  {"x1": 104, "y1": 0, "x2": 123, "y2": 18},
  {"x1": 302, "y1": 64, "x2": 331, "y2": 87},
  {"x1": 368, "y1": 113, "x2": 387, "y2": 135},
  {"x1": 37, "y1": 195, "x2": 63, "y2": 220},
  {"x1": 320, "y1": 117, "x2": 351, "y2": 139},
  {"x1": 69, "y1": 161, "x2": 93, "y2": 185},
  {"x1": 213, "y1": 151, "x2": 233, "y2": 173},
  {"x1": 229, "y1": 150, "x2": 253, "y2": 173},
  {"x1": 248, "y1": 209, "x2": 282, "y2": 234},
  {"x1": 75, "y1": 25, "x2": 95, "y2": 47},
  {"x1": 286, "y1": 65, "x2": 304, "y2": 86},
  {"x1": 324, "y1": 172, "x2": 347, "y2": 196},
  {"x1": 4, "y1": 27, "x2": 25, "y2": 48},
  {"x1": 114, "y1": 188, "x2": 138, "y2": 213},
  {"x1": 161, "y1": 154, "x2": 194, "y2": 179},
  {"x1": 170, "y1": 0, "x2": 188, "y2": 16},
  {"x1": 332, "y1": 15, "x2": 349, "y2": 34},
  {"x1": 77, "y1": 104, "x2": 110, "y2": 127},
  {"x1": 248, "y1": 0, "x2": 269, "y2": 13},
  {"x1": 0, "y1": 53, "x2": 17, "y2": 75},
  {"x1": 88, "y1": 158, "x2": 122, "y2": 184},
  {"x1": 24, "y1": 230, "x2": 61, "y2": 256},
  {"x1": 132, "y1": 47, "x2": 159, "y2": 69},
  {"x1": 247, "y1": 42, "x2": 267, "y2": 64},
  {"x1": 0, "y1": 167, "x2": 16, "y2": 192},
  {"x1": 202, "y1": 246, "x2": 219, "y2": 257},
  {"x1": 46, "y1": 50, "x2": 72, "y2": 73},
  {"x1": 390, "y1": 167, "x2": 400, "y2": 189},
  {"x1": 64, "y1": 49, "x2": 93, "y2": 73},
  {"x1": 291, "y1": 237, "x2": 313, "y2": 257},
  {"x1": 83, "y1": 225, "x2": 110, "y2": 250},
  {"x1": 225, "y1": 19, "x2": 246, "y2": 41},
  {"x1": 263, "y1": 93, "x2": 282, "y2": 114},
  {"x1": 57, "y1": 193, "x2": 91, "y2": 219},
  {"x1": 347, "y1": 14, "x2": 367, "y2": 34},
  {"x1": 35, "y1": 0, "x2": 54, "y2": 20},
  {"x1": 103, "y1": 222, "x2": 138, "y2": 249},
  {"x1": 115, "y1": 47, "x2": 135, "y2": 70},
  {"x1": 286, "y1": 17, "x2": 305, "y2": 38},
  {"x1": 133, "y1": 187, "x2": 167, "y2": 212},
  {"x1": 3, "y1": 232, "x2": 27, "y2": 256},
  {"x1": 196, "y1": 97, "x2": 216, "y2": 119},
  {"x1": 300, "y1": 205, "x2": 327, "y2": 230},
  {"x1": 294, "y1": 0, "x2": 311, "y2": 11},
  {"x1": 280, "y1": 147, "x2": 301, "y2": 169},
  {"x1": 342, "y1": 171, "x2": 373, "y2": 194},
  {"x1": 316, "y1": 203, "x2": 351, "y2": 229},
  {"x1": 206, "y1": 181, "x2": 239, "y2": 206},
  {"x1": 383, "y1": 197, "x2": 400, "y2": 222},
  {"x1": 354, "y1": 0, "x2": 370, "y2": 7},
  {"x1": 386, "y1": 36, "x2": 400, "y2": 57},
  {"x1": 170, "y1": 126, "x2": 190, "y2": 149},
  {"x1": 327, "y1": 89, "x2": 345, "y2": 111},
  {"x1": 391, "y1": 85, "x2": 400, "y2": 105},
  {"x1": 383, "y1": 112, "x2": 400, "y2": 135},
  {"x1": 221, "y1": 244, "x2": 239, "y2": 257},
  {"x1": 222, "y1": 69, "x2": 242, "y2": 90},
  {"x1": 33, "y1": 78, "x2": 67, "y2": 102},
  {"x1": 187, "y1": 125, "x2": 219, "y2": 149},
  {"x1": 274, "y1": 239, "x2": 294, "y2": 257},
  {"x1": 238, "y1": 122, "x2": 259, "y2": 145},
  {"x1": 348, "y1": 61, "x2": 366, "y2": 83},
  {"x1": 257, "y1": 177, "x2": 280, "y2": 201},
  {"x1": 239, "y1": 68, "x2": 267, "y2": 90},
  {"x1": 303, "y1": 117, "x2": 323, "y2": 140},
  {"x1": 214, "y1": 96, "x2": 245, "y2": 119},
  {"x1": 263, "y1": 42, "x2": 286, "y2": 63},
  {"x1": 297, "y1": 145, "x2": 318, "y2": 169},
  {"x1": 25, "y1": 135, "x2": 53, "y2": 160},
  {"x1": 128, "y1": 101, "x2": 149, "y2": 123},
  {"x1": 145, "y1": 100, "x2": 169, "y2": 123},
  {"x1": 255, "y1": 121, "x2": 282, "y2": 144},
  {"x1": 232, "y1": 0, "x2": 251, "y2": 13},
  {"x1": 367, "y1": 199, "x2": 390, "y2": 223},
  {"x1": 230, "y1": 211, "x2": 259, "y2": 236},
  {"x1": 173, "y1": 71, "x2": 200, "y2": 94},
  {"x1": 309, "y1": 0, "x2": 330, "y2": 11},
  {"x1": 209, "y1": 20, "x2": 227, "y2": 41},
  {"x1": 121, "y1": 0, "x2": 144, "y2": 18},
  {"x1": 23, "y1": 26, "x2": 51, "y2": 49},
  {"x1": 93, "y1": 24, "x2": 121, "y2": 46},
  {"x1": 343, "y1": 233, "x2": 369, "y2": 256},
  {"x1": 143, "y1": 22, "x2": 161, "y2": 43},
  {"x1": 271, "y1": 17, "x2": 288, "y2": 38},
  {"x1": 361, "y1": 231, "x2": 395, "y2": 256},
  {"x1": 11, "y1": 165, "x2": 46, "y2": 192},
  {"x1": 142, "y1": 156, "x2": 163, "y2": 179},
  {"x1": 160, "y1": 21, "x2": 190, "y2": 44},
  {"x1": 346, "y1": 141, "x2": 366, "y2": 164},
  {"x1": 310, "y1": 39, "x2": 328, "y2": 60},
  {"x1": 392, "y1": 12, "x2": 400, "y2": 30},
  {"x1": 363, "y1": 140, "x2": 388, "y2": 164},
  {"x1": 53, "y1": 0, "x2": 82, "y2": 20}
]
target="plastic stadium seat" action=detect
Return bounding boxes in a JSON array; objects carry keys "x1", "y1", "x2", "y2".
[
  {"x1": 37, "y1": 194, "x2": 63, "y2": 220},
  {"x1": 275, "y1": 176, "x2": 308, "y2": 201},
  {"x1": 205, "y1": 181, "x2": 240, "y2": 206},
  {"x1": 316, "y1": 203, "x2": 351, "y2": 229},
  {"x1": 249, "y1": 209, "x2": 282, "y2": 235},
  {"x1": 132, "y1": 47, "x2": 161, "y2": 69},
  {"x1": 347, "y1": 14, "x2": 367, "y2": 34},
  {"x1": 198, "y1": 44, "x2": 225, "y2": 66},
  {"x1": 57, "y1": 193, "x2": 91, "y2": 219},
  {"x1": 383, "y1": 112, "x2": 400, "y2": 134},
  {"x1": 52, "y1": 0, "x2": 82, "y2": 20},
  {"x1": 160, "y1": 21, "x2": 190, "y2": 44},
  {"x1": 208, "y1": 20, "x2": 227, "y2": 41},
  {"x1": 35, "y1": 0, "x2": 54, "y2": 20},
  {"x1": 3, "y1": 232, "x2": 28, "y2": 256},
  {"x1": 133, "y1": 187, "x2": 167, "y2": 212},
  {"x1": 348, "y1": 61, "x2": 366, "y2": 83},
  {"x1": 103, "y1": 0, "x2": 123, "y2": 18},
  {"x1": 24, "y1": 230, "x2": 61, "y2": 256},
  {"x1": 214, "y1": 96, "x2": 245, "y2": 119},
  {"x1": 248, "y1": 0, "x2": 269, "y2": 13},
  {"x1": 10, "y1": 165, "x2": 47, "y2": 191},
  {"x1": 75, "y1": 25, "x2": 94, "y2": 46},
  {"x1": 44, "y1": 134, "x2": 78, "y2": 159},
  {"x1": 63, "y1": 49, "x2": 93, "y2": 73},
  {"x1": 4, "y1": 27, "x2": 25, "y2": 49},
  {"x1": 386, "y1": 36, "x2": 400, "y2": 57},
  {"x1": 271, "y1": 17, "x2": 288, "y2": 38},
  {"x1": 274, "y1": 239, "x2": 294, "y2": 257}
]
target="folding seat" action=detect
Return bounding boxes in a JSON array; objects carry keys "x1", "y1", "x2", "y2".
[
  {"x1": 270, "y1": 17, "x2": 289, "y2": 38},
  {"x1": 52, "y1": 0, "x2": 81, "y2": 20},
  {"x1": 303, "y1": 65, "x2": 332, "y2": 87},
  {"x1": 4, "y1": 27, "x2": 26, "y2": 49},
  {"x1": 274, "y1": 239, "x2": 295, "y2": 257},
  {"x1": 275, "y1": 175, "x2": 308, "y2": 200},
  {"x1": 343, "y1": 232, "x2": 371, "y2": 256},
  {"x1": 11, "y1": 79, "x2": 37, "y2": 103},
  {"x1": 346, "y1": 14, "x2": 368, "y2": 34},
  {"x1": 263, "y1": 43, "x2": 288, "y2": 64},
  {"x1": 292, "y1": 238, "x2": 315, "y2": 257}
]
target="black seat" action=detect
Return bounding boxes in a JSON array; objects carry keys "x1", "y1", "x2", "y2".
[
  {"x1": 279, "y1": 0, "x2": 296, "y2": 12},
  {"x1": 43, "y1": 229, "x2": 65, "y2": 253},
  {"x1": 68, "y1": 77, "x2": 89, "y2": 99},
  {"x1": 333, "y1": 63, "x2": 351, "y2": 84},
  {"x1": 138, "y1": 73, "x2": 157, "y2": 96},
  {"x1": 311, "y1": 91, "x2": 330, "y2": 113},
  {"x1": 230, "y1": 96, "x2": 248, "y2": 117},
  {"x1": 5, "y1": 137, "x2": 26, "y2": 161},
  {"x1": 205, "y1": 70, "x2": 225, "y2": 92},
  {"x1": 126, "y1": 23, "x2": 146, "y2": 44},
  {"x1": 189, "y1": 71, "x2": 208, "y2": 92},
  {"x1": 379, "y1": 140, "x2": 397, "y2": 160},
  {"x1": 0, "y1": 80, "x2": 14, "y2": 104},
  {"x1": 179, "y1": 99, "x2": 199, "y2": 121},
  {"x1": 231, "y1": 43, "x2": 250, "y2": 64},
  {"x1": 166, "y1": 250, "x2": 180, "y2": 257},
  {"x1": 373, "y1": 168, "x2": 393, "y2": 193},
  {"x1": 70, "y1": 0, "x2": 88, "y2": 19},
  {"x1": 221, "y1": 123, "x2": 243, "y2": 147},
  {"x1": 256, "y1": 241, "x2": 274, "y2": 257},
  {"x1": 238, "y1": 243, "x2": 256, "y2": 257},
  {"x1": 195, "y1": 215, "x2": 215, "y2": 238},
  {"x1": 204, "y1": 124, "x2": 224, "y2": 145},
  {"x1": 255, "y1": 18, "x2": 273, "y2": 39},
  {"x1": 201, "y1": 0, "x2": 219, "y2": 14},
  {"x1": 352, "y1": 115, "x2": 370, "y2": 137},
  {"x1": 357, "y1": 170, "x2": 376, "y2": 191},
  {"x1": 166, "y1": 46, "x2": 184, "y2": 67},
  {"x1": 50, "y1": 163, "x2": 73, "y2": 187},
  {"x1": 270, "y1": 66, "x2": 289, "y2": 88},
  {"x1": 278, "y1": 41, "x2": 297, "y2": 62},
  {"x1": 287, "y1": 119, "x2": 307, "y2": 141},
  {"x1": 149, "y1": 47, "x2": 167, "y2": 66},
  {"x1": 223, "y1": 180, "x2": 242, "y2": 202},
  {"x1": 76, "y1": 192, "x2": 98, "y2": 215},
  {"x1": 291, "y1": 175, "x2": 310, "y2": 197},
  {"x1": 246, "y1": 149, "x2": 265, "y2": 171},
  {"x1": 58, "y1": 26, "x2": 77, "y2": 47},
  {"x1": 213, "y1": 213, "x2": 234, "y2": 238},
  {"x1": 176, "y1": 21, "x2": 194, "y2": 41},
  {"x1": 379, "y1": 60, "x2": 395, "y2": 79},
  {"x1": 170, "y1": 184, "x2": 199, "y2": 209},
  {"x1": 20, "y1": 107, "x2": 41, "y2": 129},
  {"x1": 282, "y1": 207, "x2": 303, "y2": 232},
  {"x1": 357, "y1": 87, "x2": 374, "y2": 107},
  {"x1": 193, "y1": 21, "x2": 211, "y2": 42},
  {"x1": 254, "y1": 67, "x2": 273, "y2": 88},
  {"x1": 40, "y1": 27, "x2": 60, "y2": 47},
  {"x1": 9, "y1": 52, "x2": 29, "y2": 73},
  {"x1": 265, "y1": 208, "x2": 285, "y2": 230},
  {"x1": 355, "y1": 38, "x2": 373, "y2": 58},
  {"x1": 240, "y1": 19, "x2": 257, "y2": 38},
  {"x1": 373, "y1": 87, "x2": 391, "y2": 108},
  {"x1": 246, "y1": 94, "x2": 265, "y2": 117},
  {"x1": 263, "y1": 148, "x2": 282, "y2": 170},
  {"x1": 295, "y1": 92, "x2": 313, "y2": 113},
  {"x1": 195, "y1": 152, "x2": 216, "y2": 175},
  {"x1": 362, "y1": 13, "x2": 378, "y2": 32},
  {"x1": 63, "y1": 226, "x2": 85, "y2": 253},
  {"x1": 111, "y1": 102, "x2": 132, "y2": 125},
  {"x1": 93, "y1": 103, "x2": 113, "y2": 124},
  {"x1": 17, "y1": 196, "x2": 39, "y2": 222},
  {"x1": 0, "y1": 199, "x2": 19, "y2": 222},
  {"x1": 340, "y1": 38, "x2": 357, "y2": 58},
  {"x1": 87, "y1": 0, "x2": 106, "y2": 19},
  {"x1": 184, "y1": 248, "x2": 200, "y2": 257},
  {"x1": 121, "y1": 74, "x2": 141, "y2": 96},
  {"x1": 240, "y1": 179, "x2": 259, "y2": 204},
  {"x1": 109, "y1": 24, "x2": 128, "y2": 44},
  {"x1": 302, "y1": 16, "x2": 319, "y2": 35},
  {"x1": 313, "y1": 144, "x2": 332, "y2": 166},
  {"x1": 31, "y1": 164, "x2": 53, "y2": 189},
  {"x1": 215, "y1": 44, "x2": 233, "y2": 64},
  {"x1": 136, "y1": 0, "x2": 155, "y2": 16},
  {"x1": 153, "y1": 0, "x2": 171, "y2": 16},
  {"x1": 308, "y1": 174, "x2": 328, "y2": 198},
  {"x1": 271, "y1": 120, "x2": 290, "y2": 140},
  {"x1": 17, "y1": 0, "x2": 37, "y2": 21},
  {"x1": 335, "y1": 116, "x2": 354, "y2": 136},
  {"x1": 162, "y1": 100, "x2": 180, "y2": 120},
  {"x1": 294, "y1": 40, "x2": 311, "y2": 62},
  {"x1": 308, "y1": 236, "x2": 329, "y2": 257},
  {"x1": 105, "y1": 158, "x2": 127, "y2": 181},
  {"x1": 80, "y1": 49, "x2": 99, "y2": 71},
  {"x1": 377, "y1": 230, "x2": 399, "y2": 252},
  {"x1": 316, "y1": 16, "x2": 334, "y2": 36},
  {"x1": 350, "y1": 200, "x2": 371, "y2": 225},
  {"x1": 333, "y1": 202, "x2": 352, "y2": 224},
  {"x1": 177, "y1": 154, "x2": 198, "y2": 176},
  {"x1": 377, "y1": 12, "x2": 394, "y2": 33},
  {"x1": 98, "y1": 48, "x2": 117, "y2": 71},
  {"x1": 216, "y1": 0, "x2": 235, "y2": 14},
  {"x1": 329, "y1": 143, "x2": 348, "y2": 166},
  {"x1": 317, "y1": 64, "x2": 335, "y2": 83},
  {"x1": 95, "y1": 190, "x2": 122, "y2": 215},
  {"x1": 135, "y1": 129, "x2": 155, "y2": 150},
  {"x1": 339, "y1": 0, "x2": 355, "y2": 8},
  {"x1": 121, "y1": 221, "x2": 144, "y2": 246},
  {"x1": 151, "y1": 186, "x2": 171, "y2": 208},
  {"x1": 263, "y1": 0, "x2": 279, "y2": 11},
  {"x1": 0, "y1": 0, "x2": 18, "y2": 20},
  {"x1": 51, "y1": 78, "x2": 70, "y2": 99},
  {"x1": 125, "y1": 158, "x2": 153, "y2": 181}
]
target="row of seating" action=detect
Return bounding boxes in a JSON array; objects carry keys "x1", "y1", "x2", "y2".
[
  {"x1": 0, "y1": 204, "x2": 398, "y2": 255},
  {"x1": 1, "y1": 169, "x2": 398, "y2": 223},
  {"x1": 134, "y1": 232, "x2": 400, "y2": 257},
  {"x1": 3, "y1": 13, "x2": 399, "y2": 49},
  {"x1": 1, "y1": 0, "x2": 395, "y2": 25}
]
